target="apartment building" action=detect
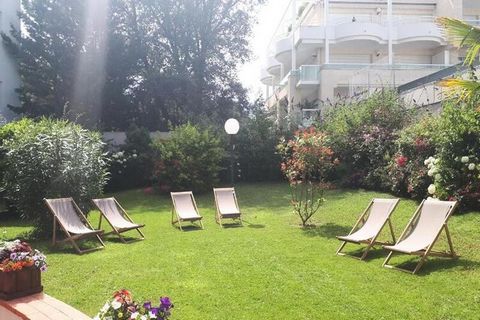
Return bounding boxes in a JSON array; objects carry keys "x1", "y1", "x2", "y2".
[
  {"x1": 261, "y1": 0, "x2": 480, "y2": 126},
  {"x1": 0, "y1": 0, "x2": 21, "y2": 121}
]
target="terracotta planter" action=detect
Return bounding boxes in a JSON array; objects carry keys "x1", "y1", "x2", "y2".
[{"x1": 0, "y1": 267, "x2": 43, "y2": 300}]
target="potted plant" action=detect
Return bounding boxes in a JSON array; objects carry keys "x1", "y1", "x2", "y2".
[{"x1": 0, "y1": 240, "x2": 47, "y2": 300}]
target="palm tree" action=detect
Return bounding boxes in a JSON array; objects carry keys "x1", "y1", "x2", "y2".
[{"x1": 437, "y1": 17, "x2": 480, "y2": 103}]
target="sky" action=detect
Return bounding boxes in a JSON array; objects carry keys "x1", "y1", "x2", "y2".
[{"x1": 238, "y1": 0, "x2": 291, "y2": 101}]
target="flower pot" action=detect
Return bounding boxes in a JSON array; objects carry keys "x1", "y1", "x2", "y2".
[{"x1": 0, "y1": 267, "x2": 43, "y2": 300}]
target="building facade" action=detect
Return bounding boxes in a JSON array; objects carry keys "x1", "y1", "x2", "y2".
[
  {"x1": 261, "y1": 0, "x2": 480, "y2": 126},
  {"x1": 0, "y1": 0, "x2": 21, "y2": 121}
]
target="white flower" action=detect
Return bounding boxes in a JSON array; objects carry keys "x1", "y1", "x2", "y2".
[
  {"x1": 468, "y1": 163, "x2": 476, "y2": 171},
  {"x1": 101, "y1": 302, "x2": 110, "y2": 313},
  {"x1": 140, "y1": 316, "x2": 147, "y2": 320},
  {"x1": 111, "y1": 300, "x2": 122, "y2": 310},
  {"x1": 428, "y1": 184, "x2": 436, "y2": 195},
  {"x1": 427, "y1": 169, "x2": 435, "y2": 177},
  {"x1": 149, "y1": 311, "x2": 157, "y2": 318},
  {"x1": 461, "y1": 156, "x2": 469, "y2": 163},
  {"x1": 434, "y1": 173, "x2": 442, "y2": 181},
  {"x1": 427, "y1": 162, "x2": 434, "y2": 169},
  {"x1": 434, "y1": 158, "x2": 440, "y2": 165},
  {"x1": 132, "y1": 153, "x2": 138, "y2": 158},
  {"x1": 130, "y1": 312, "x2": 139, "y2": 319}
]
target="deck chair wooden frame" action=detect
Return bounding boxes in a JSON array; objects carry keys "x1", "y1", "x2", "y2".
[
  {"x1": 382, "y1": 199, "x2": 458, "y2": 274},
  {"x1": 170, "y1": 192, "x2": 204, "y2": 231},
  {"x1": 336, "y1": 198, "x2": 400, "y2": 260},
  {"x1": 92, "y1": 197, "x2": 145, "y2": 243},
  {"x1": 44, "y1": 198, "x2": 105, "y2": 255},
  {"x1": 213, "y1": 187, "x2": 243, "y2": 227}
]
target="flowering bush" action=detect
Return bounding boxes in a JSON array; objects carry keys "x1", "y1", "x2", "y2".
[
  {"x1": 1, "y1": 118, "x2": 108, "y2": 235},
  {"x1": 425, "y1": 103, "x2": 480, "y2": 209},
  {"x1": 277, "y1": 127, "x2": 338, "y2": 226},
  {"x1": 95, "y1": 289, "x2": 173, "y2": 320},
  {"x1": 387, "y1": 117, "x2": 438, "y2": 199},
  {"x1": 0, "y1": 240, "x2": 47, "y2": 273},
  {"x1": 321, "y1": 90, "x2": 415, "y2": 189}
]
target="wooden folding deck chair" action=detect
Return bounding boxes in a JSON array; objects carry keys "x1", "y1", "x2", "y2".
[
  {"x1": 92, "y1": 197, "x2": 145, "y2": 243},
  {"x1": 44, "y1": 198, "x2": 105, "y2": 254},
  {"x1": 170, "y1": 192, "x2": 204, "y2": 231},
  {"x1": 336, "y1": 198, "x2": 400, "y2": 260},
  {"x1": 383, "y1": 199, "x2": 458, "y2": 274},
  {"x1": 213, "y1": 187, "x2": 242, "y2": 227}
]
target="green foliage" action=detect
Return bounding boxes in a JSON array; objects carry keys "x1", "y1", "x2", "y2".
[
  {"x1": 429, "y1": 102, "x2": 480, "y2": 209},
  {"x1": 152, "y1": 124, "x2": 224, "y2": 193},
  {"x1": 277, "y1": 128, "x2": 338, "y2": 226},
  {"x1": 388, "y1": 116, "x2": 439, "y2": 199},
  {"x1": 2, "y1": 0, "x2": 262, "y2": 130},
  {"x1": 107, "y1": 125, "x2": 154, "y2": 191},
  {"x1": 236, "y1": 101, "x2": 281, "y2": 182},
  {"x1": 1, "y1": 118, "x2": 109, "y2": 235},
  {"x1": 321, "y1": 90, "x2": 416, "y2": 189}
]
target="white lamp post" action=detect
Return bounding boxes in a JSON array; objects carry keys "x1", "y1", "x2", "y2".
[{"x1": 224, "y1": 118, "x2": 240, "y2": 185}]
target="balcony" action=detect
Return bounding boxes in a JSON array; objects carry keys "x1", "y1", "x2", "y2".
[
  {"x1": 265, "y1": 56, "x2": 281, "y2": 77},
  {"x1": 260, "y1": 69, "x2": 274, "y2": 85},
  {"x1": 332, "y1": 15, "x2": 387, "y2": 45},
  {"x1": 294, "y1": 25, "x2": 325, "y2": 46},
  {"x1": 393, "y1": 16, "x2": 444, "y2": 47},
  {"x1": 274, "y1": 35, "x2": 293, "y2": 65},
  {"x1": 297, "y1": 65, "x2": 321, "y2": 87}
]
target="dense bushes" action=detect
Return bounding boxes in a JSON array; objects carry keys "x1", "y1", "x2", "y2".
[
  {"x1": 152, "y1": 124, "x2": 224, "y2": 193},
  {"x1": 279, "y1": 90, "x2": 480, "y2": 211},
  {"x1": 1, "y1": 118, "x2": 108, "y2": 234},
  {"x1": 321, "y1": 90, "x2": 416, "y2": 189}
]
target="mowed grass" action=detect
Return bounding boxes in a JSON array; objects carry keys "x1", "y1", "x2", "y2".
[{"x1": 2, "y1": 183, "x2": 480, "y2": 319}]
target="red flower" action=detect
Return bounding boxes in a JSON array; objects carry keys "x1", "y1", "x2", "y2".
[{"x1": 395, "y1": 155, "x2": 408, "y2": 167}]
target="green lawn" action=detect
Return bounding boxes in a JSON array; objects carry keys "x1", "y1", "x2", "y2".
[{"x1": 2, "y1": 183, "x2": 480, "y2": 319}]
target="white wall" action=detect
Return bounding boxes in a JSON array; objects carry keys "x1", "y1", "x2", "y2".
[{"x1": 0, "y1": 0, "x2": 21, "y2": 121}]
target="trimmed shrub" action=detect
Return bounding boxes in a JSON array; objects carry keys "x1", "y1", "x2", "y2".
[
  {"x1": 236, "y1": 104, "x2": 282, "y2": 182},
  {"x1": 1, "y1": 118, "x2": 109, "y2": 235},
  {"x1": 152, "y1": 124, "x2": 224, "y2": 193},
  {"x1": 106, "y1": 125, "x2": 154, "y2": 191}
]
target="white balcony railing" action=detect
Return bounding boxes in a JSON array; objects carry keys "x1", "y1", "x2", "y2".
[{"x1": 298, "y1": 65, "x2": 321, "y2": 83}]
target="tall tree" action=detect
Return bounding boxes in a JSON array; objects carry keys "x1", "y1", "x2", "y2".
[{"x1": 2, "y1": 0, "x2": 263, "y2": 130}]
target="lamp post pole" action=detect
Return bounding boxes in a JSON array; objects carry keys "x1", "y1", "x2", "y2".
[{"x1": 224, "y1": 118, "x2": 240, "y2": 186}]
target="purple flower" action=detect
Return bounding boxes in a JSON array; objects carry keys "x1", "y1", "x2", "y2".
[
  {"x1": 40, "y1": 265, "x2": 47, "y2": 272},
  {"x1": 10, "y1": 252, "x2": 17, "y2": 260},
  {"x1": 150, "y1": 307, "x2": 159, "y2": 315},
  {"x1": 143, "y1": 301, "x2": 152, "y2": 310},
  {"x1": 160, "y1": 297, "x2": 171, "y2": 308}
]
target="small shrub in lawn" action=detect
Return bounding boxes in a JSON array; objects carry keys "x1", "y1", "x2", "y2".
[
  {"x1": 1, "y1": 118, "x2": 108, "y2": 235},
  {"x1": 152, "y1": 123, "x2": 224, "y2": 193},
  {"x1": 277, "y1": 127, "x2": 339, "y2": 226}
]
